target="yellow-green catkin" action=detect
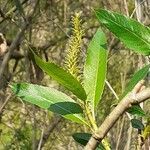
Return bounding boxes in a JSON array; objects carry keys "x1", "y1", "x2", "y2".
[{"x1": 64, "y1": 13, "x2": 84, "y2": 81}]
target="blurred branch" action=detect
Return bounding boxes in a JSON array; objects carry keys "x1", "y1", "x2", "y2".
[
  {"x1": 0, "y1": 8, "x2": 5, "y2": 18},
  {"x1": 115, "y1": 115, "x2": 125, "y2": 150},
  {"x1": 0, "y1": 0, "x2": 29, "y2": 24},
  {"x1": 130, "y1": 0, "x2": 146, "y2": 18},
  {"x1": 35, "y1": 116, "x2": 62, "y2": 149},
  {"x1": 123, "y1": 0, "x2": 129, "y2": 16},
  {"x1": 0, "y1": 21, "x2": 29, "y2": 80},
  {"x1": 135, "y1": 0, "x2": 143, "y2": 22},
  {"x1": 37, "y1": 128, "x2": 44, "y2": 150},
  {"x1": 124, "y1": 123, "x2": 132, "y2": 150},
  {"x1": 0, "y1": 0, "x2": 41, "y2": 81},
  {"x1": 105, "y1": 80, "x2": 119, "y2": 100},
  {"x1": 0, "y1": 94, "x2": 12, "y2": 114}
]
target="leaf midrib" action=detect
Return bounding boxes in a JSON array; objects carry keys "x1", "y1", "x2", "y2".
[
  {"x1": 35, "y1": 55, "x2": 86, "y2": 100},
  {"x1": 94, "y1": 51, "x2": 106, "y2": 108},
  {"x1": 93, "y1": 52, "x2": 101, "y2": 107},
  {"x1": 96, "y1": 11, "x2": 150, "y2": 48},
  {"x1": 19, "y1": 86, "x2": 85, "y2": 123},
  {"x1": 24, "y1": 90, "x2": 73, "y2": 113}
]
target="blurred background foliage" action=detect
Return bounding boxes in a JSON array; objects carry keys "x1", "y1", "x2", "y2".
[{"x1": 0, "y1": 0, "x2": 150, "y2": 149}]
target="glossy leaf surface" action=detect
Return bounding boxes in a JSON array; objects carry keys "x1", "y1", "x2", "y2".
[
  {"x1": 95, "y1": 9, "x2": 150, "y2": 55},
  {"x1": 131, "y1": 119, "x2": 144, "y2": 130},
  {"x1": 83, "y1": 28, "x2": 108, "y2": 110},
  {"x1": 49, "y1": 102, "x2": 83, "y2": 115},
  {"x1": 72, "y1": 133, "x2": 91, "y2": 146},
  {"x1": 33, "y1": 53, "x2": 87, "y2": 101},
  {"x1": 72, "y1": 132, "x2": 105, "y2": 149},
  {"x1": 127, "y1": 105, "x2": 146, "y2": 116},
  {"x1": 11, "y1": 83, "x2": 87, "y2": 124}
]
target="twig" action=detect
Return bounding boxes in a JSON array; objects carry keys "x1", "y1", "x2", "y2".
[
  {"x1": 123, "y1": 0, "x2": 129, "y2": 16},
  {"x1": 0, "y1": 21, "x2": 29, "y2": 80},
  {"x1": 105, "y1": 80, "x2": 132, "y2": 120},
  {"x1": 116, "y1": 115, "x2": 125, "y2": 150},
  {"x1": 0, "y1": 0, "x2": 29, "y2": 24},
  {"x1": 85, "y1": 80, "x2": 150, "y2": 150},
  {"x1": 105, "y1": 80, "x2": 119, "y2": 100},
  {"x1": 37, "y1": 128, "x2": 44, "y2": 150},
  {"x1": 0, "y1": 94, "x2": 12, "y2": 114},
  {"x1": 130, "y1": 0, "x2": 146, "y2": 18},
  {"x1": 135, "y1": 0, "x2": 143, "y2": 22},
  {"x1": 124, "y1": 124, "x2": 133, "y2": 150}
]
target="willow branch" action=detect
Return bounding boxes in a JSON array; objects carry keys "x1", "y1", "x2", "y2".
[{"x1": 85, "y1": 80, "x2": 150, "y2": 150}]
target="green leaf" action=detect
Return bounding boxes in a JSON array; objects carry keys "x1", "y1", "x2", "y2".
[
  {"x1": 11, "y1": 83, "x2": 87, "y2": 125},
  {"x1": 95, "y1": 9, "x2": 150, "y2": 55},
  {"x1": 131, "y1": 119, "x2": 144, "y2": 130},
  {"x1": 122, "y1": 64, "x2": 150, "y2": 98},
  {"x1": 49, "y1": 102, "x2": 83, "y2": 115},
  {"x1": 83, "y1": 28, "x2": 108, "y2": 110},
  {"x1": 127, "y1": 105, "x2": 146, "y2": 116},
  {"x1": 121, "y1": 65, "x2": 149, "y2": 116},
  {"x1": 72, "y1": 133, "x2": 91, "y2": 146},
  {"x1": 33, "y1": 53, "x2": 87, "y2": 101},
  {"x1": 72, "y1": 132, "x2": 105, "y2": 149},
  {"x1": 14, "y1": 0, "x2": 25, "y2": 17},
  {"x1": 96, "y1": 146, "x2": 105, "y2": 150}
]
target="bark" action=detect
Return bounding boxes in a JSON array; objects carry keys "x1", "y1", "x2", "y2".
[{"x1": 85, "y1": 81, "x2": 150, "y2": 150}]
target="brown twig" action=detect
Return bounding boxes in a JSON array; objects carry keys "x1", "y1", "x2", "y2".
[
  {"x1": 0, "y1": 94, "x2": 12, "y2": 114},
  {"x1": 0, "y1": 21, "x2": 29, "y2": 80}
]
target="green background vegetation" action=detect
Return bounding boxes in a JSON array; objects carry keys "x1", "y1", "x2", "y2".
[{"x1": 0, "y1": 0, "x2": 149, "y2": 149}]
